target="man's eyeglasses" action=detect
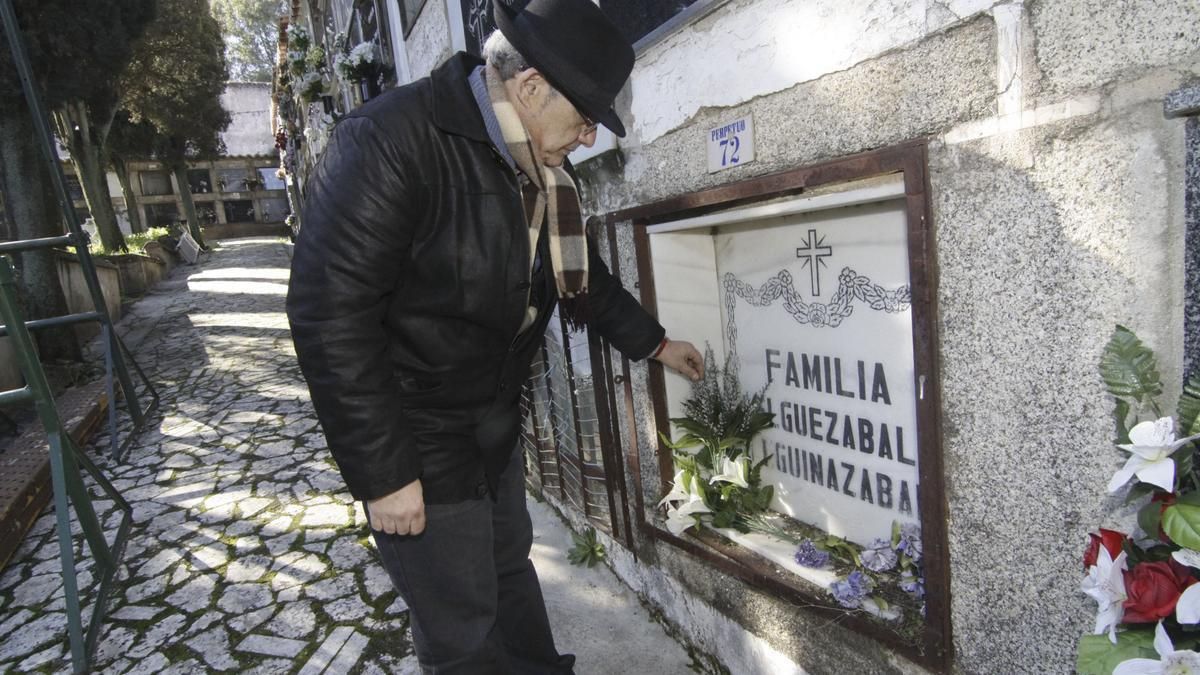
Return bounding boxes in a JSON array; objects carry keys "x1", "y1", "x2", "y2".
[{"x1": 579, "y1": 110, "x2": 598, "y2": 135}]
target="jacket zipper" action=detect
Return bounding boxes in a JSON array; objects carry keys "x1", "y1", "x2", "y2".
[{"x1": 490, "y1": 145, "x2": 530, "y2": 356}]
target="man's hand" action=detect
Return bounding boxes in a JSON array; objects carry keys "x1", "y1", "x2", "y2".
[
  {"x1": 654, "y1": 339, "x2": 705, "y2": 382},
  {"x1": 367, "y1": 480, "x2": 426, "y2": 535}
]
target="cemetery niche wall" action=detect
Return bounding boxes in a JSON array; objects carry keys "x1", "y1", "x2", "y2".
[{"x1": 623, "y1": 142, "x2": 950, "y2": 670}]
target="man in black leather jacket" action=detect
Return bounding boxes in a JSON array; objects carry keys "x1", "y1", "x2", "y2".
[{"x1": 287, "y1": 0, "x2": 703, "y2": 672}]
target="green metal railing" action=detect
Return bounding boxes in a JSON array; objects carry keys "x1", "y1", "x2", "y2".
[
  {"x1": 0, "y1": 257, "x2": 133, "y2": 672},
  {"x1": 1, "y1": 0, "x2": 164, "y2": 670}
]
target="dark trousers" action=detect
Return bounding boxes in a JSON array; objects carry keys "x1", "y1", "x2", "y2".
[{"x1": 369, "y1": 451, "x2": 574, "y2": 674}]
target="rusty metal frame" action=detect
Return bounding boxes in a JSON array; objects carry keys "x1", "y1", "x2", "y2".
[
  {"x1": 586, "y1": 330, "x2": 625, "y2": 540},
  {"x1": 603, "y1": 218, "x2": 639, "y2": 550},
  {"x1": 611, "y1": 140, "x2": 951, "y2": 672}
]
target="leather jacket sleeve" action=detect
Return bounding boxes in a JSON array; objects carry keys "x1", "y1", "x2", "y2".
[
  {"x1": 286, "y1": 116, "x2": 420, "y2": 501},
  {"x1": 585, "y1": 237, "x2": 666, "y2": 361}
]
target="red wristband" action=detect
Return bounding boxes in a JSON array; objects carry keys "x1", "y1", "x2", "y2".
[{"x1": 651, "y1": 337, "x2": 669, "y2": 359}]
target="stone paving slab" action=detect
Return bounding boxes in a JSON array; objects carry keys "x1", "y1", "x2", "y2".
[
  {"x1": 0, "y1": 238, "x2": 698, "y2": 675},
  {"x1": 0, "y1": 240, "x2": 417, "y2": 674}
]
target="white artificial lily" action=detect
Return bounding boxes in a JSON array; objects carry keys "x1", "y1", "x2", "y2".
[
  {"x1": 1108, "y1": 417, "x2": 1200, "y2": 493},
  {"x1": 1178, "y1": 584, "x2": 1200, "y2": 625},
  {"x1": 1171, "y1": 550, "x2": 1200, "y2": 624},
  {"x1": 658, "y1": 470, "x2": 700, "y2": 508},
  {"x1": 1113, "y1": 621, "x2": 1200, "y2": 675},
  {"x1": 710, "y1": 455, "x2": 750, "y2": 489},
  {"x1": 1081, "y1": 547, "x2": 1128, "y2": 643},
  {"x1": 664, "y1": 496, "x2": 710, "y2": 535}
]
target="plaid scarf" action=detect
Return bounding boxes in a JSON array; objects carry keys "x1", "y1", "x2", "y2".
[{"x1": 484, "y1": 65, "x2": 590, "y2": 328}]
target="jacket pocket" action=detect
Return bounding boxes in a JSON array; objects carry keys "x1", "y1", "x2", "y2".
[{"x1": 394, "y1": 373, "x2": 444, "y2": 403}]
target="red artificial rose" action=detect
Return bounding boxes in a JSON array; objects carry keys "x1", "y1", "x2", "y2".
[
  {"x1": 1083, "y1": 528, "x2": 1128, "y2": 569},
  {"x1": 1122, "y1": 559, "x2": 1198, "y2": 623}
]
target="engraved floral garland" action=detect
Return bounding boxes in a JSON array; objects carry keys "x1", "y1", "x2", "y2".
[{"x1": 723, "y1": 268, "x2": 911, "y2": 350}]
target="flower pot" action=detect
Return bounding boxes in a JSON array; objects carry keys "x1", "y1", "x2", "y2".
[{"x1": 358, "y1": 77, "x2": 381, "y2": 103}]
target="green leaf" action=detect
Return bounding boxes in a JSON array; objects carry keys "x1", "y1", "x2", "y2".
[
  {"x1": 717, "y1": 436, "x2": 741, "y2": 451},
  {"x1": 658, "y1": 431, "x2": 679, "y2": 450},
  {"x1": 671, "y1": 418, "x2": 715, "y2": 439},
  {"x1": 1123, "y1": 481, "x2": 1156, "y2": 505},
  {"x1": 822, "y1": 536, "x2": 861, "y2": 566},
  {"x1": 1113, "y1": 398, "x2": 1131, "y2": 445},
  {"x1": 1175, "y1": 447, "x2": 1195, "y2": 489},
  {"x1": 1137, "y1": 499, "x2": 1163, "y2": 539},
  {"x1": 758, "y1": 486, "x2": 774, "y2": 509},
  {"x1": 1076, "y1": 630, "x2": 1157, "y2": 675},
  {"x1": 1163, "y1": 503, "x2": 1200, "y2": 550},
  {"x1": 1132, "y1": 544, "x2": 1175, "y2": 564},
  {"x1": 659, "y1": 431, "x2": 702, "y2": 452},
  {"x1": 712, "y1": 509, "x2": 737, "y2": 529},
  {"x1": 566, "y1": 527, "x2": 606, "y2": 568},
  {"x1": 1180, "y1": 376, "x2": 1200, "y2": 437},
  {"x1": 1099, "y1": 325, "x2": 1162, "y2": 405}
]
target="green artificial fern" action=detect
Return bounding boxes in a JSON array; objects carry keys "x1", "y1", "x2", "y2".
[
  {"x1": 1179, "y1": 376, "x2": 1200, "y2": 437},
  {"x1": 1100, "y1": 325, "x2": 1165, "y2": 437},
  {"x1": 567, "y1": 527, "x2": 606, "y2": 568},
  {"x1": 1100, "y1": 325, "x2": 1163, "y2": 401}
]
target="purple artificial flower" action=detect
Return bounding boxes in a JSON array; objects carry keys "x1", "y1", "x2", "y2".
[
  {"x1": 846, "y1": 570, "x2": 873, "y2": 595},
  {"x1": 829, "y1": 579, "x2": 862, "y2": 608},
  {"x1": 899, "y1": 569, "x2": 925, "y2": 598},
  {"x1": 794, "y1": 540, "x2": 830, "y2": 568},
  {"x1": 860, "y1": 538, "x2": 898, "y2": 572},
  {"x1": 830, "y1": 571, "x2": 873, "y2": 609},
  {"x1": 896, "y1": 523, "x2": 923, "y2": 562}
]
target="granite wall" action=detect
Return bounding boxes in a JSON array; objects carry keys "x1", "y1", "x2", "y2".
[
  {"x1": 395, "y1": 0, "x2": 1200, "y2": 672},
  {"x1": 570, "y1": 1, "x2": 1199, "y2": 673}
]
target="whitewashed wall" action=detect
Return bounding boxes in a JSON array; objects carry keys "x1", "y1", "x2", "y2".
[{"x1": 221, "y1": 83, "x2": 275, "y2": 157}]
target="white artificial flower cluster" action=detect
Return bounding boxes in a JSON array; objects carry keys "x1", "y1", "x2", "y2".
[
  {"x1": 658, "y1": 470, "x2": 709, "y2": 535},
  {"x1": 294, "y1": 71, "x2": 324, "y2": 102},
  {"x1": 1081, "y1": 544, "x2": 1128, "y2": 643},
  {"x1": 1082, "y1": 416, "x2": 1200, "y2": 672},
  {"x1": 658, "y1": 456, "x2": 754, "y2": 536},
  {"x1": 335, "y1": 42, "x2": 379, "y2": 82},
  {"x1": 286, "y1": 24, "x2": 312, "y2": 75},
  {"x1": 1108, "y1": 418, "x2": 1200, "y2": 494},
  {"x1": 1114, "y1": 621, "x2": 1200, "y2": 675}
]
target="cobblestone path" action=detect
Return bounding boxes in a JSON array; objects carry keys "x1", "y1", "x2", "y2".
[{"x1": 0, "y1": 239, "x2": 417, "y2": 674}]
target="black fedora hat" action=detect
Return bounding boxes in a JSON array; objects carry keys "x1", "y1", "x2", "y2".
[{"x1": 494, "y1": 0, "x2": 634, "y2": 137}]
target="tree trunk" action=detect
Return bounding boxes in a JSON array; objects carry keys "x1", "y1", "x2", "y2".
[
  {"x1": 0, "y1": 111, "x2": 81, "y2": 362},
  {"x1": 55, "y1": 103, "x2": 126, "y2": 253},
  {"x1": 172, "y1": 163, "x2": 207, "y2": 249},
  {"x1": 111, "y1": 154, "x2": 145, "y2": 234}
]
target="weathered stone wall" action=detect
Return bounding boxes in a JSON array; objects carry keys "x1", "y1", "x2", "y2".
[
  {"x1": 572, "y1": 1, "x2": 1199, "y2": 673},
  {"x1": 404, "y1": 0, "x2": 453, "y2": 80},
  {"x1": 391, "y1": 0, "x2": 1200, "y2": 672}
]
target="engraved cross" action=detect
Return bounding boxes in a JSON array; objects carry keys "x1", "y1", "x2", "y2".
[{"x1": 795, "y1": 229, "x2": 833, "y2": 297}]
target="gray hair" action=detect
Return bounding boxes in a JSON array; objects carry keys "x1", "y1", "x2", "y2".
[
  {"x1": 482, "y1": 30, "x2": 561, "y2": 103},
  {"x1": 482, "y1": 30, "x2": 528, "y2": 80}
]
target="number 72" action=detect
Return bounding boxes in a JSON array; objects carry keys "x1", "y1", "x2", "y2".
[{"x1": 720, "y1": 135, "x2": 741, "y2": 166}]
